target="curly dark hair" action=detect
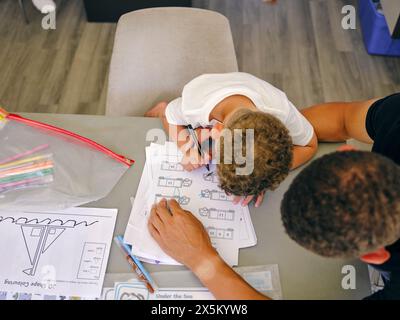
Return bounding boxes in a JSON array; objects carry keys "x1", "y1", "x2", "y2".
[
  {"x1": 281, "y1": 151, "x2": 400, "y2": 258},
  {"x1": 217, "y1": 109, "x2": 293, "y2": 196}
]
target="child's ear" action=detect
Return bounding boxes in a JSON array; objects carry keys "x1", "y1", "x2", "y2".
[
  {"x1": 360, "y1": 247, "x2": 391, "y2": 265},
  {"x1": 337, "y1": 145, "x2": 357, "y2": 152}
]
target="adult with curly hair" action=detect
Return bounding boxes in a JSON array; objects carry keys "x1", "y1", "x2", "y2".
[
  {"x1": 282, "y1": 93, "x2": 400, "y2": 299},
  {"x1": 146, "y1": 93, "x2": 400, "y2": 300}
]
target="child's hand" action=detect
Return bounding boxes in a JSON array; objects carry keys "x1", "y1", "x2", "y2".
[
  {"x1": 232, "y1": 191, "x2": 266, "y2": 208},
  {"x1": 181, "y1": 147, "x2": 210, "y2": 171},
  {"x1": 180, "y1": 127, "x2": 212, "y2": 172}
]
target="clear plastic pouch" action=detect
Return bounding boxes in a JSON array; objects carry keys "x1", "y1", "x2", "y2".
[{"x1": 0, "y1": 108, "x2": 134, "y2": 211}]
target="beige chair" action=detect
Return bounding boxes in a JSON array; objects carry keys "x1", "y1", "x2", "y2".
[{"x1": 106, "y1": 7, "x2": 238, "y2": 116}]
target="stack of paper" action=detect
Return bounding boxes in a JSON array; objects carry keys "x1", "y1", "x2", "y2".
[{"x1": 124, "y1": 142, "x2": 257, "y2": 266}]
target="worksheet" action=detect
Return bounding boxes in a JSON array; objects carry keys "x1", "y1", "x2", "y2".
[
  {"x1": 124, "y1": 142, "x2": 257, "y2": 266},
  {"x1": 0, "y1": 291, "x2": 98, "y2": 300},
  {"x1": 114, "y1": 280, "x2": 215, "y2": 300},
  {"x1": 236, "y1": 264, "x2": 282, "y2": 300},
  {"x1": 103, "y1": 264, "x2": 281, "y2": 300},
  {"x1": 0, "y1": 207, "x2": 117, "y2": 298}
]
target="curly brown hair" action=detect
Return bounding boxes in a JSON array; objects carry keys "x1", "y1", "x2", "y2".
[
  {"x1": 217, "y1": 109, "x2": 293, "y2": 196},
  {"x1": 281, "y1": 151, "x2": 400, "y2": 258}
]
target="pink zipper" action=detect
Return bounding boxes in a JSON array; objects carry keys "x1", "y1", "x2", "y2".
[{"x1": 7, "y1": 113, "x2": 134, "y2": 167}]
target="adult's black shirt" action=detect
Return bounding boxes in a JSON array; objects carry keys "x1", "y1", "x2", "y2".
[{"x1": 364, "y1": 93, "x2": 400, "y2": 300}]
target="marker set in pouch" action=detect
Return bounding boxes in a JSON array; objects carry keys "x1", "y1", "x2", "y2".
[{"x1": 0, "y1": 107, "x2": 134, "y2": 211}]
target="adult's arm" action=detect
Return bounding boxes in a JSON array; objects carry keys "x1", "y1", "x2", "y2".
[
  {"x1": 301, "y1": 99, "x2": 379, "y2": 143},
  {"x1": 148, "y1": 199, "x2": 269, "y2": 300}
]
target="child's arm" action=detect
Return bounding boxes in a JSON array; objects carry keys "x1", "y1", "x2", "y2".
[
  {"x1": 291, "y1": 132, "x2": 318, "y2": 169},
  {"x1": 147, "y1": 102, "x2": 209, "y2": 171},
  {"x1": 160, "y1": 115, "x2": 187, "y2": 149}
]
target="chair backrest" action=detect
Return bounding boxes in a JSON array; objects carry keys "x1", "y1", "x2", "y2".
[{"x1": 106, "y1": 7, "x2": 238, "y2": 116}]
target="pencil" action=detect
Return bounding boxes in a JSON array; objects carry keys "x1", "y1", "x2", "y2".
[
  {"x1": 0, "y1": 161, "x2": 53, "y2": 178},
  {"x1": 0, "y1": 144, "x2": 49, "y2": 165},
  {"x1": 0, "y1": 175, "x2": 53, "y2": 190},
  {"x1": 114, "y1": 236, "x2": 156, "y2": 293},
  {"x1": 0, "y1": 168, "x2": 54, "y2": 184},
  {"x1": 187, "y1": 125, "x2": 210, "y2": 172},
  {"x1": 0, "y1": 154, "x2": 52, "y2": 169}
]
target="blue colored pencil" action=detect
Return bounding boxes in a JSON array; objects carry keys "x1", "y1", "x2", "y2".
[{"x1": 114, "y1": 235, "x2": 157, "y2": 292}]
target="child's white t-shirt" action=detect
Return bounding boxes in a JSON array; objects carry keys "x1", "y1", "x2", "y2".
[{"x1": 165, "y1": 72, "x2": 314, "y2": 146}]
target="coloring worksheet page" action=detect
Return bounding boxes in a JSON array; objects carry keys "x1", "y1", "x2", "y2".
[
  {"x1": 0, "y1": 207, "x2": 117, "y2": 298},
  {"x1": 125, "y1": 143, "x2": 257, "y2": 266}
]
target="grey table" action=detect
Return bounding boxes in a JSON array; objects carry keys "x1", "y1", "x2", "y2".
[{"x1": 22, "y1": 113, "x2": 371, "y2": 299}]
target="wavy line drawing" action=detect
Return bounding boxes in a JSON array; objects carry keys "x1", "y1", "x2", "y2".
[
  {"x1": 0, "y1": 215, "x2": 98, "y2": 276},
  {"x1": 120, "y1": 292, "x2": 145, "y2": 300},
  {"x1": 0, "y1": 216, "x2": 98, "y2": 227}
]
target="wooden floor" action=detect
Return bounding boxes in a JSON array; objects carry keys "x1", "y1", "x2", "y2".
[{"x1": 1, "y1": 0, "x2": 399, "y2": 114}]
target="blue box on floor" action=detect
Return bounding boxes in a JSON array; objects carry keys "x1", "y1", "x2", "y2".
[{"x1": 359, "y1": 0, "x2": 400, "y2": 57}]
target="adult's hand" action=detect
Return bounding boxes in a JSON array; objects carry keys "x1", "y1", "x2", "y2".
[
  {"x1": 148, "y1": 198, "x2": 269, "y2": 300},
  {"x1": 148, "y1": 199, "x2": 217, "y2": 269}
]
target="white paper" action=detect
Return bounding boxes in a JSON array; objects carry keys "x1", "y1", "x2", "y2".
[
  {"x1": 235, "y1": 264, "x2": 282, "y2": 300},
  {"x1": 124, "y1": 142, "x2": 257, "y2": 266},
  {"x1": 101, "y1": 287, "x2": 116, "y2": 300},
  {"x1": 239, "y1": 209, "x2": 257, "y2": 248},
  {"x1": 242, "y1": 271, "x2": 273, "y2": 291},
  {"x1": 114, "y1": 280, "x2": 215, "y2": 300},
  {"x1": 0, "y1": 207, "x2": 117, "y2": 298}
]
